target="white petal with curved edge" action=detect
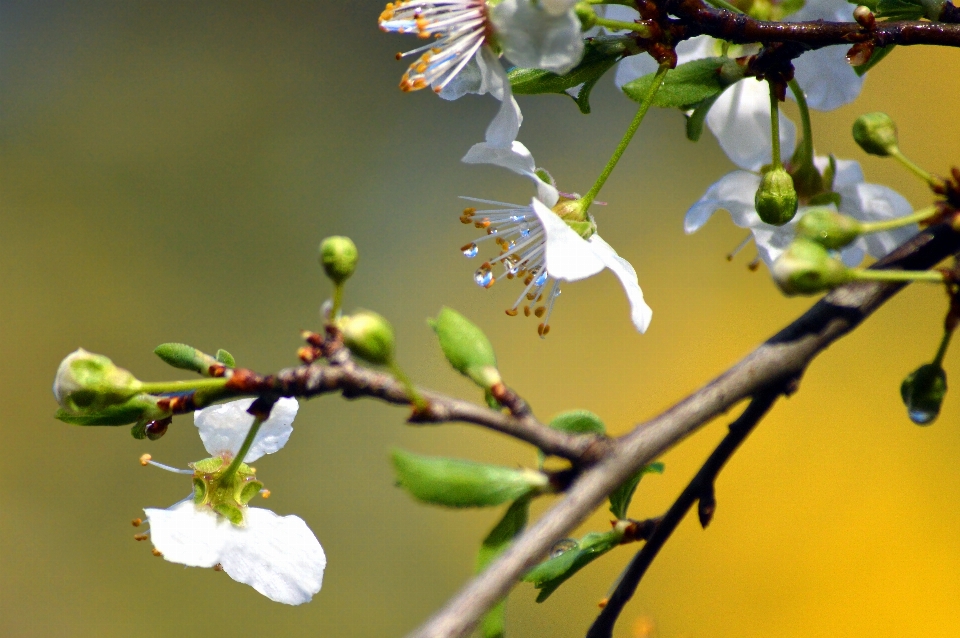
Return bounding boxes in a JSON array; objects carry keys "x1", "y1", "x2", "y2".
[
  {"x1": 750, "y1": 225, "x2": 796, "y2": 266},
  {"x1": 219, "y1": 508, "x2": 326, "y2": 606},
  {"x1": 438, "y1": 55, "x2": 484, "y2": 100},
  {"x1": 195, "y1": 397, "x2": 298, "y2": 462},
  {"x1": 814, "y1": 155, "x2": 863, "y2": 190},
  {"x1": 788, "y1": 0, "x2": 864, "y2": 111},
  {"x1": 587, "y1": 234, "x2": 653, "y2": 333},
  {"x1": 840, "y1": 182, "x2": 916, "y2": 260},
  {"x1": 145, "y1": 502, "x2": 226, "y2": 568},
  {"x1": 531, "y1": 198, "x2": 605, "y2": 280},
  {"x1": 462, "y1": 140, "x2": 536, "y2": 176},
  {"x1": 706, "y1": 79, "x2": 797, "y2": 171},
  {"x1": 685, "y1": 170, "x2": 761, "y2": 232},
  {"x1": 491, "y1": 0, "x2": 584, "y2": 74}
]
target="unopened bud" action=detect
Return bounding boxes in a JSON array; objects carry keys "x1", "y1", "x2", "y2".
[
  {"x1": 795, "y1": 208, "x2": 863, "y2": 250},
  {"x1": 901, "y1": 363, "x2": 947, "y2": 425},
  {"x1": 340, "y1": 310, "x2": 395, "y2": 365},
  {"x1": 573, "y1": 2, "x2": 597, "y2": 28},
  {"x1": 154, "y1": 343, "x2": 219, "y2": 375},
  {"x1": 755, "y1": 167, "x2": 799, "y2": 226},
  {"x1": 429, "y1": 307, "x2": 502, "y2": 390},
  {"x1": 53, "y1": 349, "x2": 143, "y2": 414},
  {"x1": 852, "y1": 112, "x2": 899, "y2": 157},
  {"x1": 319, "y1": 236, "x2": 359, "y2": 285},
  {"x1": 771, "y1": 239, "x2": 851, "y2": 296}
]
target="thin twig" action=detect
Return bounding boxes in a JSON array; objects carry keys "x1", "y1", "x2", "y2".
[
  {"x1": 404, "y1": 222, "x2": 960, "y2": 638},
  {"x1": 586, "y1": 390, "x2": 781, "y2": 638}
]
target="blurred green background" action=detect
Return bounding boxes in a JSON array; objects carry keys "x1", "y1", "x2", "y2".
[{"x1": 3, "y1": 2, "x2": 960, "y2": 636}]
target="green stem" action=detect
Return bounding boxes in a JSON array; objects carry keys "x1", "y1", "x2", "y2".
[
  {"x1": 859, "y1": 206, "x2": 938, "y2": 234},
  {"x1": 768, "y1": 80, "x2": 782, "y2": 169},
  {"x1": 787, "y1": 79, "x2": 814, "y2": 172},
  {"x1": 219, "y1": 415, "x2": 265, "y2": 483},
  {"x1": 592, "y1": 17, "x2": 654, "y2": 36},
  {"x1": 580, "y1": 62, "x2": 670, "y2": 211},
  {"x1": 140, "y1": 377, "x2": 229, "y2": 395},
  {"x1": 389, "y1": 361, "x2": 427, "y2": 412},
  {"x1": 889, "y1": 148, "x2": 941, "y2": 187},
  {"x1": 848, "y1": 269, "x2": 946, "y2": 284},
  {"x1": 933, "y1": 327, "x2": 954, "y2": 367},
  {"x1": 330, "y1": 283, "x2": 344, "y2": 322}
]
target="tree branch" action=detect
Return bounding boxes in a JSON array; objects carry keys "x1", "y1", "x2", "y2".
[
  {"x1": 586, "y1": 390, "x2": 781, "y2": 638},
  {"x1": 404, "y1": 222, "x2": 960, "y2": 638}
]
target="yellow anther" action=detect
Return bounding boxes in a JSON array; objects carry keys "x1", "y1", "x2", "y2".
[
  {"x1": 395, "y1": 52, "x2": 403, "y2": 60},
  {"x1": 461, "y1": 243, "x2": 475, "y2": 252},
  {"x1": 260, "y1": 489, "x2": 272, "y2": 499},
  {"x1": 134, "y1": 533, "x2": 149, "y2": 541},
  {"x1": 485, "y1": 276, "x2": 496, "y2": 289},
  {"x1": 538, "y1": 323, "x2": 551, "y2": 336},
  {"x1": 526, "y1": 292, "x2": 536, "y2": 301},
  {"x1": 139, "y1": 454, "x2": 152, "y2": 466},
  {"x1": 524, "y1": 306, "x2": 531, "y2": 317},
  {"x1": 534, "y1": 306, "x2": 546, "y2": 318},
  {"x1": 524, "y1": 275, "x2": 534, "y2": 285},
  {"x1": 463, "y1": 207, "x2": 476, "y2": 216},
  {"x1": 131, "y1": 518, "x2": 142, "y2": 527},
  {"x1": 214, "y1": 563, "x2": 224, "y2": 572},
  {"x1": 505, "y1": 308, "x2": 518, "y2": 317},
  {"x1": 151, "y1": 548, "x2": 163, "y2": 557}
]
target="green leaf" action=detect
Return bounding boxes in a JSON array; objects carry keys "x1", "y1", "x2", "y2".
[
  {"x1": 854, "y1": 45, "x2": 894, "y2": 77},
  {"x1": 608, "y1": 462, "x2": 665, "y2": 520},
  {"x1": 685, "y1": 93, "x2": 722, "y2": 142},
  {"x1": 539, "y1": 411, "x2": 606, "y2": 466},
  {"x1": 429, "y1": 307, "x2": 500, "y2": 389},
  {"x1": 391, "y1": 449, "x2": 548, "y2": 508},
  {"x1": 522, "y1": 530, "x2": 622, "y2": 602},
  {"x1": 875, "y1": 0, "x2": 924, "y2": 19},
  {"x1": 623, "y1": 58, "x2": 739, "y2": 110},
  {"x1": 154, "y1": 343, "x2": 210, "y2": 374},
  {"x1": 573, "y1": 73, "x2": 605, "y2": 115},
  {"x1": 55, "y1": 403, "x2": 145, "y2": 426},
  {"x1": 509, "y1": 37, "x2": 626, "y2": 99},
  {"x1": 476, "y1": 497, "x2": 531, "y2": 638},
  {"x1": 215, "y1": 349, "x2": 236, "y2": 367}
]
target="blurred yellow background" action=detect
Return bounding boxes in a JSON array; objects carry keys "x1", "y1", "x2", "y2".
[{"x1": 2, "y1": 2, "x2": 960, "y2": 636}]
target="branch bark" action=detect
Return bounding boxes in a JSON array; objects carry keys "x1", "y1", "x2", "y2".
[{"x1": 404, "y1": 222, "x2": 960, "y2": 638}]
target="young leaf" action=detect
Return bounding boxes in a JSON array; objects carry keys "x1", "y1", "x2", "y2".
[
  {"x1": 215, "y1": 349, "x2": 236, "y2": 367},
  {"x1": 608, "y1": 462, "x2": 665, "y2": 520},
  {"x1": 854, "y1": 45, "x2": 894, "y2": 77},
  {"x1": 509, "y1": 37, "x2": 626, "y2": 99},
  {"x1": 55, "y1": 403, "x2": 147, "y2": 426},
  {"x1": 875, "y1": 0, "x2": 924, "y2": 19},
  {"x1": 429, "y1": 307, "x2": 500, "y2": 389},
  {"x1": 539, "y1": 411, "x2": 606, "y2": 466},
  {"x1": 391, "y1": 449, "x2": 548, "y2": 508},
  {"x1": 154, "y1": 343, "x2": 211, "y2": 374},
  {"x1": 522, "y1": 530, "x2": 622, "y2": 602},
  {"x1": 685, "y1": 93, "x2": 722, "y2": 142},
  {"x1": 476, "y1": 497, "x2": 531, "y2": 638},
  {"x1": 622, "y1": 58, "x2": 737, "y2": 110}
]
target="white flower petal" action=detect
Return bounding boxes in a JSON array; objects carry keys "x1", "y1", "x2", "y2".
[
  {"x1": 587, "y1": 234, "x2": 653, "y2": 332},
  {"x1": 146, "y1": 502, "x2": 326, "y2": 606},
  {"x1": 219, "y1": 508, "x2": 326, "y2": 606},
  {"x1": 145, "y1": 502, "x2": 227, "y2": 568},
  {"x1": 750, "y1": 225, "x2": 796, "y2": 266},
  {"x1": 532, "y1": 198, "x2": 605, "y2": 280},
  {"x1": 816, "y1": 155, "x2": 864, "y2": 190},
  {"x1": 685, "y1": 170, "x2": 762, "y2": 232},
  {"x1": 462, "y1": 141, "x2": 559, "y2": 205},
  {"x1": 491, "y1": 0, "x2": 584, "y2": 74},
  {"x1": 707, "y1": 79, "x2": 797, "y2": 171},
  {"x1": 792, "y1": 45, "x2": 863, "y2": 111},
  {"x1": 438, "y1": 55, "x2": 484, "y2": 101},
  {"x1": 195, "y1": 397, "x2": 298, "y2": 463},
  {"x1": 839, "y1": 182, "x2": 916, "y2": 259}
]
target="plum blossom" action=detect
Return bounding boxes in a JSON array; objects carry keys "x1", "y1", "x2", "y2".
[
  {"x1": 459, "y1": 141, "x2": 652, "y2": 336},
  {"x1": 607, "y1": 0, "x2": 864, "y2": 170},
  {"x1": 141, "y1": 398, "x2": 326, "y2": 605},
  {"x1": 686, "y1": 156, "x2": 917, "y2": 267},
  {"x1": 379, "y1": 0, "x2": 585, "y2": 147}
]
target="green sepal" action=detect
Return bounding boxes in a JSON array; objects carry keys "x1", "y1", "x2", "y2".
[
  {"x1": 685, "y1": 94, "x2": 722, "y2": 142},
  {"x1": 476, "y1": 497, "x2": 531, "y2": 638},
  {"x1": 216, "y1": 349, "x2": 236, "y2": 367},
  {"x1": 213, "y1": 502, "x2": 245, "y2": 526},
  {"x1": 391, "y1": 448, "x2": 548, "y2": 508},
  {"x1": 192, "y1": 457, "x2": 226, "y2": 473},
  {"x1": 193, "y1": 477, "x2": 207, "y2": 502},
  {"x1": 239, "y1": 480, "x2": 264, "y2": 505},
  {"x1": 875, "y1": 0, "x2": 924, "y2": 19},
  {"x1": 509, "y1": 37, "x2": 627, "y2": 103},
  {"x1": 855, "y1": 45, "x2": 894, "y2": 76},
  {"x1": 522, "y1": 530, "x2": 622, "y2": 602},
  {"x1": 623, "y1": 58, "x2": 741, "y2": 110},
  {"x1": 540, "y1": 410, "x2": 605, "y2": 467},
  {"x1": 429, "y1": 307, "x2": 501, "y2": 390},
  {"x1": 609, "y1": 462, "x2": 665, "y2": 520}
]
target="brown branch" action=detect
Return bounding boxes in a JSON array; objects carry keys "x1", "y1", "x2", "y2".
[
  {"x1": 404, "y1": 222, "x2": 960, "y2": 638},
  {"x1": 664, "y1": 0, "x2": 960, "y2": 50},
  {"x1": 587, "y1": 390, "x2": 781, "y2": 638}
]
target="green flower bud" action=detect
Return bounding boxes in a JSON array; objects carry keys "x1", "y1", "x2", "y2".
[
  {"x1": 318, "y1": 236, "x2": 359, "y2": 285},
  {"x1": 852, "y1": 112, "x2": 899, "y2": 157},
  {"x1": 771, "y1": 238, "x2": 852, "y2": 296},
  {"x1": 340, "y1": 310, "x2": 395, "y2": 365},
  {"x1": 154, "y1": 343, "x2": 220, "y2": 375},
  {"x1": 429, "y1": 307, "x2": 501, "y2": 390},
  {"x1": 795, "y1": 208, "x2": 864, "y2": 250},
  {"x1": 56, "y1": 393, "x2": 171, "y2": 428},
  {"x1": 573, "y1": 2, "x2": 597, "y2": 28},
  {"x1": 900, "y1": 363, "x2": 947, "y2": 425},
  {"x1": 754, "y1": 167, "x2": 799, "y2": 226},
  {"x1": 53, "y1": 349, "x2": 143, "y2": 414}
]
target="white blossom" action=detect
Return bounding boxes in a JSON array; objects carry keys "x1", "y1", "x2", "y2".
[
  {"x1": 142, "y1": 398, "x2": 326, "y2": 606},
  {"x1": 685, "y1": 156, "x2": 917, "y2": 267},
  {"x1": 460, "y1": 141, "x2": 652, "y2": 335}
]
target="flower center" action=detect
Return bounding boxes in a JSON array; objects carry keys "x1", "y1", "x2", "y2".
[{"x1": 191, "y1": 455, "x2": 264, "y2": 526}]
